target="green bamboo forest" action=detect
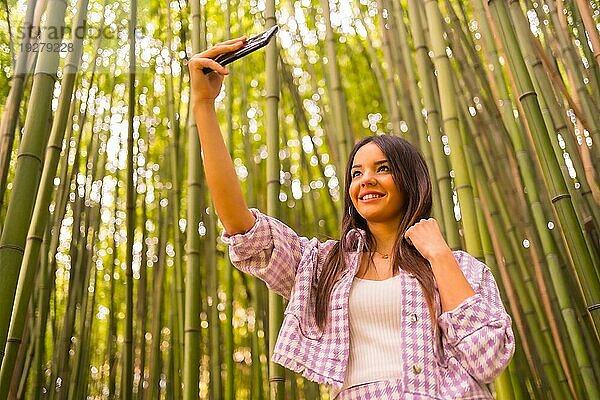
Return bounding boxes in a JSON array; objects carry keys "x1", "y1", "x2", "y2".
[{"x1": 0, "y1": 0, "x2": 599, "y2": 398}]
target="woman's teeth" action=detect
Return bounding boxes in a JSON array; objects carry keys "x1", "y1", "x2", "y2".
[{"x1": 362, "y1": 194, "x2": 382, "y2": 200}]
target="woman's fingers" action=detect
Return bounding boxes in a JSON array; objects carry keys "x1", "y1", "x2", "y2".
[
  {"x1": 188, "y1": 57, "x2": 229, "y2": 75},
  {"x1": 199, "y1": 40, "x2": 245, "y2": 59},
  {"x1": 217, "y1": 35, "x2": 247, "y2": 46},
  {"x1": 188, "y1": 36, "x2": 246, "y2": 73}
]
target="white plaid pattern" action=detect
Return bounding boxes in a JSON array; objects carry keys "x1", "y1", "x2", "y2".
[{"x1": 222, "y1": 210, "x2": 514, "y2": 398}]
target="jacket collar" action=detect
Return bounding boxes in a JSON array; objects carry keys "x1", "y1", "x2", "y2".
[{"x1": 343, "y1": 228, "x2": 367, "y2": 253}]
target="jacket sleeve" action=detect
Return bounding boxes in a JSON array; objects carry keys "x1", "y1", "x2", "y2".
[
  {"x1": 437, "y1": 251, "x2": 515, "y2": 384},
  {"x1": 221, "y1": 208, "x2": 312, "y2": 300}
]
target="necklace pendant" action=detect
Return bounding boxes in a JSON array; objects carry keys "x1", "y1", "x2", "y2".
[{"x1": 382, "y1": 254, "x2": 389, "y2": 259}]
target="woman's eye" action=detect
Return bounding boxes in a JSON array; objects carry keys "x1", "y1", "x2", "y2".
[
  {"x1": 351, "y1": 170, "x2": 361, "y2": 178},
  {"x1": 378, "y1": 165, "x2": 390, "y2": 172}
]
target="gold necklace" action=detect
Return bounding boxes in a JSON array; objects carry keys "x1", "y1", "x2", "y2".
[
  {"x1": 374, "y1": 250, "x2": 389, "y2": 259},
  {"x1": 360, "y1": 254, "x2": 391, "y2": 279}
]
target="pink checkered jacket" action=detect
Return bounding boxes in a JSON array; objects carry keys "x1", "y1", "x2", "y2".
[{"x1": 222, "y1": 209, "x2": 515, "y2": 398}]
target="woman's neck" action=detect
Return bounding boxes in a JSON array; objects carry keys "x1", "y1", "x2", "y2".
[{"x1": 367, "y1": 220, "x2": 399, "y2": 254}]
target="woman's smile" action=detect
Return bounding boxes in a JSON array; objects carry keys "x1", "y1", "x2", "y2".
[{"x1": 359, "y1": 192, "x2": 385, "y2": 201}]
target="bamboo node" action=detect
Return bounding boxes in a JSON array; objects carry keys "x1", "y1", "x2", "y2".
[
  {"x1": 16, "y1": 151, "x2": 43, "y2": 164},
  {"x1": 454, "y1": 183, "x2": 472, "y2": 191},
  {"x1": 550, "y1": 193, "x2": 571, "y2": 203},
  {"x1": 517, "y1": 90, "x2": 537, "y2": 102},
  {"x1": 442, "y1": 116, "x2": 460, "y2": 124},
  {"x1": 47, "y1": 144, "x2": 63, "y2": 152},
  {"x1": 27, "y1": 234, "x2": 44, "y2": 243},
  {"x1": 0, "y1": 243, "x2": 25, "y2": 253}
]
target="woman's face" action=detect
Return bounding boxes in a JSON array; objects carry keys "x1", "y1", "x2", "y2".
[{"x1": 349, "y1": 142, "x2": 405, "y2": 224}]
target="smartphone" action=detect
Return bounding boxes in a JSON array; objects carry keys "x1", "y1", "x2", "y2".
[{"x1": 202, "y1": 25, "x2": 279, "y2": 74}]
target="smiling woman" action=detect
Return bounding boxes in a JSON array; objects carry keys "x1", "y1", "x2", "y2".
[
  {"x1": 189, "y1": 38, "x2": 515, "y2": 398},
  {"x1": 316, "y1": 135, "x2": 436, "y2": 326}
]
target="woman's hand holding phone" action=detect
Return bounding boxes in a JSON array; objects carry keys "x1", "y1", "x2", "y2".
[
  {"x1": 188, "y1": 36, "x2": 246, "y2": 104},
  {"x1": 188, "y1": 35, "x2": 256, "y2": 236}
]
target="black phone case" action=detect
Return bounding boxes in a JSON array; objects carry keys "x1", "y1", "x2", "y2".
[{"x1": 202, "y1": 25, "x2": 279, "y2": 74}]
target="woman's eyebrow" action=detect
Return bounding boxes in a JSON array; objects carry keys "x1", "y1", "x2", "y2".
[{"x1": 351, "y1": 159, "x2": 388, "y2": 169}]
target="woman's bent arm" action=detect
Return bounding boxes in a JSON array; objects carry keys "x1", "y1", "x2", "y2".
[
  {"x1": 188, "y1": 38, "x2": 255, "y2": 235},
  {"x1": 193, "y1": 101, "x2": 255, "y2": 234}
]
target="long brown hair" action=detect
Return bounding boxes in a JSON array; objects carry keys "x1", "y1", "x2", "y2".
[{"x1": 314, "y1": 134, "x2": 436, "y2": 329}]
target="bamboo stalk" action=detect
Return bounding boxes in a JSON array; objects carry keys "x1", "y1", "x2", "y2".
[
  {"x1": 0, "y1": 0, "x2": 68, "y2": 367},
  {"x1": 69, "y1": 150, "x2": 105, "y2": 398},
  {"x1": 148, "y1": 195, "x2": 167, "y2": 400},
  {"x1": 136, "y1": 153, "x2": 149, "y2": 398},
  {"x1": 484, "y1": 1, "x2": 600, "y2": 395},
  {"x1": 107, "y1": 167, "x2": 120, "y2": 399},
  {"x1": 164, "y1": 2, "x2": 185, "y2": 390},
  {"x1": 0, "y1": 0, "x2": 37, "y2": 207},
  {"x1": 319, "y1": 0, "x2": 352, "y2": 171},
  {"x1": 183, "y1": 0, "x2": 204, "y2": 397},
  {"x1": 10, "y1": 307, "x2": 32, "y2": 399},
  {"x1": 206, "y1": 207, "x2": 222, "y2": 399},
  {"x1": 383, "y1": 0, "x2": 420, "y2": 145},
  {"x1": 221, "y1": 3, "x2": 237, "y2": 398},
  {"x1": 0, "y1": 0, "x2": 90, "y2": 393},
  {"x1": 351, "y1": 2, "x2": 391, "y2": 123},
  {"x1": 391, "y1": 2, "x2": 442, "y2": 220},
  {"x1": 423, "y1": 0, "x2": 483, "y2": 256},
  {"x1": 15, "y1": 309, "x2": 35, "y2": 399},
  {"x1": 122, "y1": 0, "x2": 138, "y2": 397},
  {"x1": 375, "y1": 0, "x2": 403, "y2": 138},
  {"x1": 406, "y1": 0, "x2": 461, "y2": 250},
  {"x1": 264, "y1": 0, "x2": 285, "y2": 398},
  {"x1": 31, "y1": 210, "x2": 51, "y2": 398}
]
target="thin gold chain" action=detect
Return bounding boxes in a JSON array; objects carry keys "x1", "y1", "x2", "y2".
[
  {"x1": 358, "y1": 253, "x2": 392, "y2": 279},
  {"x1": 374, "y1": 250, "x2": 389, "y2": 259}
]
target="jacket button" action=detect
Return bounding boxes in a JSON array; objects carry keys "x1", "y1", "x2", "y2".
[
  {"x1": 412, "y1": 364, "x2": 422, "y2": 374},
  {"x1": 410, "y1": 313, "x2": 418, "y2": 322}
]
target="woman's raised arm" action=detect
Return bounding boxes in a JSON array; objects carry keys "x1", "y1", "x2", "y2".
[{"x1": 188, "y1": 38, "x2": 256, "y2": 235}]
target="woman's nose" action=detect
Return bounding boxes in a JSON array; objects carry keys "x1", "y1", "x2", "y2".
[{"x1": 359, "y1": 170, "x2": 376, "y2": 186}]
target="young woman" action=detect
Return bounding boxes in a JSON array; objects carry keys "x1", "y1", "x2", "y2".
[{"x1": 188, "y1": 38, "x2": 515, "y2": 399}]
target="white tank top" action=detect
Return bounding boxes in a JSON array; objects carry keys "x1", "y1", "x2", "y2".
[{"x1": 335, "y1": 275, "x2": 404, "y2": 395}]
